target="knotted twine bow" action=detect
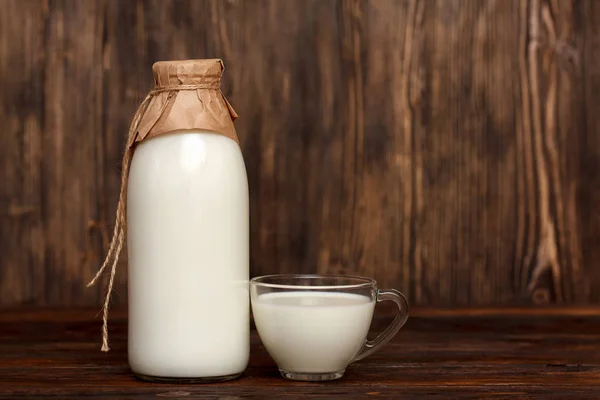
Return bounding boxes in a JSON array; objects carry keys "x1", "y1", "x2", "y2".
[{"x1": 87, "y1": 83, "x2": 228, "y2": 351}]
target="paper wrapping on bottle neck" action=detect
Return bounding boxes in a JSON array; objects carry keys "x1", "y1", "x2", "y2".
[{"x1": 131, "y1": 59, "x2": 239, "y2": 146}]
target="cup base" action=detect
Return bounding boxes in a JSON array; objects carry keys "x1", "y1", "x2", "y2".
[
  {"x1": 279, "y1": 369, "x2": 345, "y2": 381},
  {"x1": 134, "y1": 372, "x2": 242, "y2": 384}
]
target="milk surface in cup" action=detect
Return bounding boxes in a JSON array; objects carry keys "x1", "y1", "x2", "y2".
[{"x1": 252, "y1": 292, "x2": 375, "y2": 373}]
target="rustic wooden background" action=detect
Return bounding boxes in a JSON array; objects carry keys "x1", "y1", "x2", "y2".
[{"x1": 1, "y1": 0, "x2": 599, "y2": 307}]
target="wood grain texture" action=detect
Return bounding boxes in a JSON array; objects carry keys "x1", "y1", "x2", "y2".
[
  {"x1": 1, "y1": 0, "x2": 600, "y2": 306},
  {"x1": 1, "y1": 308, "x2": 600, "y2": 398}
]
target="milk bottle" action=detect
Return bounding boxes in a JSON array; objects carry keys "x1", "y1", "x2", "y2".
[{"x1": 89, "y1": 59, "x2": 248, "y2": 382}]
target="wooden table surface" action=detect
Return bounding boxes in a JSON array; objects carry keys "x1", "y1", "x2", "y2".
[{"x1": 1, "y1": 308, "x2": 599, "y2": 399}]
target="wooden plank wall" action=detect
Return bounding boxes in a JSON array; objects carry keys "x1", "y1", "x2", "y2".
[{"x1": 1, "y1": 0, "x2": 599, "y2": 307}]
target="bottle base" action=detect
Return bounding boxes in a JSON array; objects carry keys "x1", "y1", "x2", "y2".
[
  {"x1": 134, "y1": 372, "x2": 242, "y2": 384},
  {"x1": 279, "y1": 369, "x2": 345, "y2": 381}
]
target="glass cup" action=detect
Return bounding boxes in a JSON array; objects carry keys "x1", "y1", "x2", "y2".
[{"x1": 250, "y1": 274, "x2": 409, "y2": 381}]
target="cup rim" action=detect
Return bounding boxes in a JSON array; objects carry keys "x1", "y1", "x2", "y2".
[{"x1": 250, "y1": 274, "x2": 376, "y2": 290}]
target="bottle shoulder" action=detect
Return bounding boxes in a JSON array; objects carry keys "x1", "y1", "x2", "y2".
[{"x1": 129, "y1": 131, "x2": 247, "y2": 179}]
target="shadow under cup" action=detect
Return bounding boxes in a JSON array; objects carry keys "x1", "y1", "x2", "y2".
[{"x1": 250, "y1": 275, "x2": 409, "y2": 381}]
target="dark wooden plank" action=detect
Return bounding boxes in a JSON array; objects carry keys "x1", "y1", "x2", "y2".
[
  {"x1": 0, "y1": 308, "x2": 600, "y2": 398},
  {"x1": 2, "y1": 0, "x2": 600, "y2": 307},
  {"x1": 0, "y1": 1, "x2": 48, "y2": 306},
  {"x1": 580, "y1": 0, "x2": 600, "y2": 302}
]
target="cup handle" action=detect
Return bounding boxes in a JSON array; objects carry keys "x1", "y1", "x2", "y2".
[{"x1": 352, "y1": 289, "x2": 409, "y2": 362}]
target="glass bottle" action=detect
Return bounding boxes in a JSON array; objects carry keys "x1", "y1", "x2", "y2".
[{"x1": 90, "y1": 59, "x2": 248, "y2": 383}]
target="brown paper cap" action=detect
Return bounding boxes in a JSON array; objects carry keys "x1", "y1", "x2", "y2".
[{"x1": 133, "y1": 59, "x2": 239, "y2": 145}]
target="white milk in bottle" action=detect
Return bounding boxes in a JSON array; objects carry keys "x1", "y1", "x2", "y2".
[{"x1": 127, "y1": 131, "x2": 249, "y2": 380}]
